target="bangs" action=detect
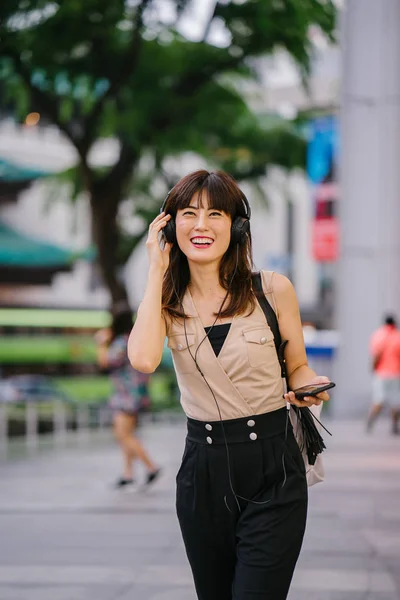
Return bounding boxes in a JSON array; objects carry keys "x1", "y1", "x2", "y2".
[{"x1": 167, "y1": 170, "x2": 246, "y2": 218}]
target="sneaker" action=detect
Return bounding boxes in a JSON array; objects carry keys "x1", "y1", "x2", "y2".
[
  {"x1": 115, "y1": 477, "x2": 135, "y2": 489},
  {"x1": 145, "y1": 468, "x2": 161, "y2": 486}
]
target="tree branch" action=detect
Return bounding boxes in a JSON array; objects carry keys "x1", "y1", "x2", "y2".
[
  {"x1": 174, "y1": 54, "x2": 241, "y2": 97},
  {"x1": 82, "y1": 0, "x2": 152, "y2": 146},
  {"x1": 101, "y1": 140, "x2": 140, "y2": 193}
]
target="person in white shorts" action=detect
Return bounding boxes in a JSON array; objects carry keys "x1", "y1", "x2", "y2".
[{"x1": 368, "y1": 315, "x2": 400, "y2": 434}]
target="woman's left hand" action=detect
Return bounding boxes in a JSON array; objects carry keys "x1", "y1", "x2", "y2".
[{"x1": 284, "y1": 375, "x2": 331, "y2": 408}]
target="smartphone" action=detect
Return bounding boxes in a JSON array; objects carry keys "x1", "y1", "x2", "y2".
[{"x1": 293, "y1": 382, "x2": 336, "y2": 400}]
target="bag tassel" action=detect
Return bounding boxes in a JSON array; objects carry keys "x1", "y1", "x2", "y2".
[{"x1": 291, "y1": 405, "x2": 332, "y2": 466}]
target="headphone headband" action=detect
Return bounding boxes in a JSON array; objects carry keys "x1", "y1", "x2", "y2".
[
  {"x1": 240, "y1": 193, "x2": 251, "y2": 220},
  {"x1": 160, "y1": 191, "x2": 171, "y2": 214}
]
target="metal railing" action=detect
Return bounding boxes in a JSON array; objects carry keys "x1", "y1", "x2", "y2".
[
  {"x1": 0, "y1": 333, "x2": 338, "y2": 448},
  {"x1": 0, "y1": 375, "x2": 111, "y2": 452}
]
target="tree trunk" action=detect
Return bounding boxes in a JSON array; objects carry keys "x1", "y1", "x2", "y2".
[{"x1": 90, "y1": 185, "x2": 130, "y2": 310}]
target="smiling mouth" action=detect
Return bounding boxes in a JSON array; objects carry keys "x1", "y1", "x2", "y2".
[{"x1": 190, "y1": 237, "x2": 214, "y2": 248}]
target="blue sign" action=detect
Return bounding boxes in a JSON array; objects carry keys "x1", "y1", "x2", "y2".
[{"x1": 306, "y1": 116, "x2": 338, "y2": 185}]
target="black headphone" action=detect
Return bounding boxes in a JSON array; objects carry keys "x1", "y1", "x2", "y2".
[{"x1": 160, "y1": 191, "x2": 251, "y2": 246}]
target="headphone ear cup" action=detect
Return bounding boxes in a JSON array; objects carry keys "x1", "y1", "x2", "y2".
[
  {"x1": 231, "y1": 217, "x2": 250, "y2": 245},
  {"x1": 163, "y1": 218, "x2": 176, "y2": 244}
]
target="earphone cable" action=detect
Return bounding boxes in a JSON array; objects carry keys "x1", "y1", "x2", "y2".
[{"x1": 178, "y1": 244, "x2": 275, "y2": 509}]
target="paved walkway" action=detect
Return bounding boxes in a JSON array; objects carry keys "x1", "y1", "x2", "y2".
[{"x1": 0, "y1": 416, "x2": 399, "y2": 600}]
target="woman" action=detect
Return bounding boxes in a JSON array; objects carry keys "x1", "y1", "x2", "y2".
[
  {"x1": 96, "y1": 309, "x2": 160, "y2": 489},
  {"x1": 128, "y1": 170, "x2": 330, "y2": 599}
]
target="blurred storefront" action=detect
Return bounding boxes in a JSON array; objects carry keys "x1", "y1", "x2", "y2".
[
  {"x1": 0, "y1": 141, "x2": 106, "y2": 309},
  {"x1": 306, "y1": 114, "x2": 339, "y2": 328},
  {"x1": 0, "y1": 220, "x2": 75, "y2": 286}
]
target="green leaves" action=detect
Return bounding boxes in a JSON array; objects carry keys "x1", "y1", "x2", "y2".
[
  {"x1": 215, "y1": 0, "x2": 336, "y2": 74},
  {"x1": 0, "y1": 0, "x2": 336, "y2": 150},
  {"x1": 0, "y1": 0, "x2": 335, "y2": 298}
]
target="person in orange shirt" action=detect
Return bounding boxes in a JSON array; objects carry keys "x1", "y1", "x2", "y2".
[{"x1": 368, "y1": 315, "x2": 400, "y2": 434}]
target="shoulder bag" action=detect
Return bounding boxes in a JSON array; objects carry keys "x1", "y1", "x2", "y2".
[{"x1": 252, "y1": 272, "x2": 331, "y2": 487}]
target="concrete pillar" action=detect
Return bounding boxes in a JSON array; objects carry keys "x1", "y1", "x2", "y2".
[{"x1": 335, "y1": 0, "x2": 400, "y2": 416}]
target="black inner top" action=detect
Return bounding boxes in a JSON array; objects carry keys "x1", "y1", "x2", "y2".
[{"x1": 204, "y1": 323, "x2": 231, "y2": 357}]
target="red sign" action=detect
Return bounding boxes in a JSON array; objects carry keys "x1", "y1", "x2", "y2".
[{"x1": 312, "y1": 218, "x2": 339, "y2": 262}]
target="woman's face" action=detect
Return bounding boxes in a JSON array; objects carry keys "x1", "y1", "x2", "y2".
[{"x1": 175, "y1": 191, "x2": 232, "y2": 266}]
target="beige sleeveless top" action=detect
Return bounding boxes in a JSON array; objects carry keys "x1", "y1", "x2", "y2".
[{"x1": 165, "y1": 271, "x2": 286, "y2": 421}]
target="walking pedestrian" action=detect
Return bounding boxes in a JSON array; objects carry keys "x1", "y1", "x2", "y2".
[
  {"x1": 367, "y1": 315, "x2": 400, "y2": 435},
  {"x1": 128, "y1": 169, "x2": 331, "y2": 599},
  {"x1": 96, "y1": 308, "x2": 161, "y2": 488}
]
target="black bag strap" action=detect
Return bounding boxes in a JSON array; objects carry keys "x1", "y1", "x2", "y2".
[
  {"x1": 252, "y1": 271, "x2": 331, "y2": 465},
  {"x1": 251, "y1": 272, "x2": 288, "y2": 381}
]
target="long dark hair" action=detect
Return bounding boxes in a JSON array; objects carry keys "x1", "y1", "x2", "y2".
[
  {"x1": 162, "y1": 170, "x2": 255, "y2": 319},
  {"x1": 111, "y1": 310, "x2": 133, "y2": 341}
]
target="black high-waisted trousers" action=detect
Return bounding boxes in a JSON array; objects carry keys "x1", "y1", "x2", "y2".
[{"x1": 176, "y1": 407, "x2": 308, "y2": 600}]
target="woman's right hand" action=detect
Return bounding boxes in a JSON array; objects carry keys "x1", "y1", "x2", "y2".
[{"x1": 145, "y1": 212, "x2": 173, "y2": 273}]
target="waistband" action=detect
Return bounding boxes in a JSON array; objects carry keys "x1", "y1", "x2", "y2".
[{"x1": 186, "y1": 407, "x2": 289, "y2": 445}]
